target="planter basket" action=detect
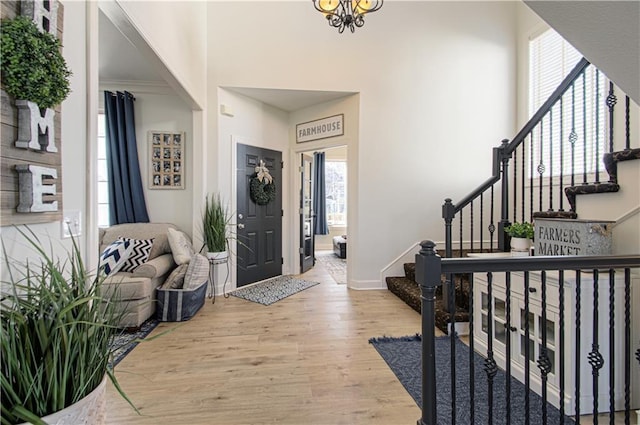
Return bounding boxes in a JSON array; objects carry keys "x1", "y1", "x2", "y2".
[{"x1": 156, "y1": 281, "x2": 207, "y2": 322}]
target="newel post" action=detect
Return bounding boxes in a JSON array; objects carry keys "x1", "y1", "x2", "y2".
[
  {"x1": 416, "y1": 240, "x2": 442, "y2": 425},
  {"x1": 441, "y1": 199, "x2": 454, "y2": 312},
  {"x1": 498, "y1": 139, "x2": 512, "y2": 251}
]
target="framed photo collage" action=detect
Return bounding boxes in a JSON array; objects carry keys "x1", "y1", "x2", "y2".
[{"x1": 149, "y1": 131, "x2": 185, "y2": 189}]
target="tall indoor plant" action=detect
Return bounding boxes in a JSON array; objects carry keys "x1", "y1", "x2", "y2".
[
  {"x1": 202, "y1": 193, "x2": 232, "y2": 261},
  {"x1": 1, "y1": 228, "x2": 136, "y2": 425}
]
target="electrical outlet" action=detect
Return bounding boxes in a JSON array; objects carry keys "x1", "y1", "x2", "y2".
[{"x1": 61, "y1": 210, "x2": 81, "y2": 239}]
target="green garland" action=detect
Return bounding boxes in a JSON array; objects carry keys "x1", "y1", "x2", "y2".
[
  {"x1": 250, "y1": 175, "x2": 276, "y2": 205},
  {"x1": 0, "y1": 16, "x2": 72, "y2": 109}
]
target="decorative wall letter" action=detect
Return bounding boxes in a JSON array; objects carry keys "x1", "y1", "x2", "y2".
[
  {"x1": 21, "y1": 0, "x2": 58, "y2": 36},
  {"x1": 15, "y1": 100, "x2": 57, "y2": 152},
  {"x1": 16, "y1": 165, "x2": 58, "y2": 213}
]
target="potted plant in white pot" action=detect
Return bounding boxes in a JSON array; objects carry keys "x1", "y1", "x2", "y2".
[
  {"x1": 505, "y1": 221, "x2": 534, "y2": 253},
  {"x1": 1, "y1": 228, "x2": 137, "y2": 425},
  {"x1": 202, "y1": 193, "x2": 232, "y2": 261}
]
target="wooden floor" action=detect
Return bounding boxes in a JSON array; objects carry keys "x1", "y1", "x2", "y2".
[{"x1": 105, "y1": 261, "x2": 423, "y2": 424}]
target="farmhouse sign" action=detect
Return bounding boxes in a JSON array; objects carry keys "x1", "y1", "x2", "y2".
[
  {"x1": 534, "y1": 218, "x2": 614, "y2": 256},
  {"x1": 296, "y1": 114, "x2": 344, "y2": 143}
]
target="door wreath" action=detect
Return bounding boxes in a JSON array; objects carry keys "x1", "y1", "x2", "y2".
[{"x1": 249, "y1": 160, "x2": 276, "y2": 205}]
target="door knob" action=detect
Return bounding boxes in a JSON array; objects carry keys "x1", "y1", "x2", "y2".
[
  {"x1": 238, "y1": 214, "x2": 244, "y2": 219},
  {"x1": 238, "y1": 223, "x2": 245, "y2": 229}
]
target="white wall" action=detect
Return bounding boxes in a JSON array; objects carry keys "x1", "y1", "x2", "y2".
[
  {"x1": 208, "y1": 1, "x2": 517, "y2": 288},
  {"x1": 111, "y1": 0, "x2": 207, "y2": 109},
  {"x1": 1, "y1": 1, "x2": 89, "y2": 283}
]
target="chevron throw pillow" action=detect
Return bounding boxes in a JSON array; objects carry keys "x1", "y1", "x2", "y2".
[
  {"x1": 99, "y1": 239, "x2": 133, "y2": 276},
  {"x1": 119, "y1": 237, "x2": 155, "y2": 273}
]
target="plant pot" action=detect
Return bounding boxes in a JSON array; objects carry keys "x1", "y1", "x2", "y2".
[
  {"x1": 19, "y1": 376, "x2": 107, "y2": 425},
  {"x1": 510, "y1": 237, "x2": 531, "y2": 252},
  {"x1": 206, "y1": 251, "x2": 229, "y2": 261}
]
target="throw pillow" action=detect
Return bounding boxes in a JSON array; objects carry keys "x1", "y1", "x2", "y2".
[
  {"x1": 161, "y1": 263, "x2": 189, "y2": 289},
  {"x1": 184, "y1": 254, "x2": 209, "y2": 290},
  {"x1": 167, "y1": 227, "x2": 194, "y2": 265},
  {"x1": 119, "y1": 237, "x2": 154, "y2": 273},
  {"x1": 99, "y1": 239, "x2": 133, "y2": 276}
]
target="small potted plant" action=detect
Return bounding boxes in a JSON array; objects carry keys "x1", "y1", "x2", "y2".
[
  {"x1": 202, "y1": 193, "x2": 232, "y2": 261},
  {"x1": 505, "y1": 221, "x2": 534, "y2": 252},
  {"x1": 1, "y1": 228, "x2": 137, "y2": 425}
]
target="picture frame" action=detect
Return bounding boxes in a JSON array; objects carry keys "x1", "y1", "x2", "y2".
[{"x1": 149, "y1": 131, "x2": 185, "y2": 189}]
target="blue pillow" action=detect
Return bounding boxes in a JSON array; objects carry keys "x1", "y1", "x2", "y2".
[{"x1": 99, "y1": 239, "x2": 133, "y2": 276}]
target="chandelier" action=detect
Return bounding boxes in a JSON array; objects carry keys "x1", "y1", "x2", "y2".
[{"x1": 312, "y1": 0, "x2": 383, "y2": 33}]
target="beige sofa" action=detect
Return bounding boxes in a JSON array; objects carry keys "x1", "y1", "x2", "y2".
[{"x1": 99, "y1": 223, "x2": 179, "y2": 329}]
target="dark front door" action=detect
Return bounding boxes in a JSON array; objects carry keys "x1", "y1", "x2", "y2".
[
  {"x1": 236, "y1": 144, "x2": 283, "y2": 287},
  {"x1": 300, "y1": 154, "x2": 314, "y2": 273}
]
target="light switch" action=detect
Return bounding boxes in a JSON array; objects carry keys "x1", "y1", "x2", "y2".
[{"x1": 61, "y1": 210, "x2": 81, "y2": 239}]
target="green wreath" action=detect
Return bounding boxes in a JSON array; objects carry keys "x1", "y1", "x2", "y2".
[{"x1": 250, "y1": 175, "x2": 276, "y2": 205}]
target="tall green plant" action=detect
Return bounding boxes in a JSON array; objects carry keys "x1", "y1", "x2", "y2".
[
  {"x1": 0, "y1": 228, "x2": 136, "y2": 425},
  {"x1": 202, "y1": 194, "x2": 232, "y2": 253}
]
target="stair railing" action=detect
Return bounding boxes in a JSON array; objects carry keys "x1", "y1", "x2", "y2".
[{"x1": 441, "y1": 57, "x2": 638, "y2": 314}]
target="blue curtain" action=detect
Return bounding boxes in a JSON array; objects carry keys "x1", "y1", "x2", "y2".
[
  {"x1": 313, "y1": 152, "x2": 329, "y2": 235},
  {"x1": 104, "y1": 91, "x2": 149, "y2": 225}
]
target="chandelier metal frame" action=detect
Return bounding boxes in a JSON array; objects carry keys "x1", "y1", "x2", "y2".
[{"x1": 312, "y1": 0, "x2": 383, "y2": 33}]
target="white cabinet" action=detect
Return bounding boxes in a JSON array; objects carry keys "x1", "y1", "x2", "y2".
[{"x1": 473, "y1": 269, "x2": 640, "y2": 415}]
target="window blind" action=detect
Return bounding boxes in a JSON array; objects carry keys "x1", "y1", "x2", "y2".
[{"x1": 529, "y1": 29, "x2": 606, "y2": 178}]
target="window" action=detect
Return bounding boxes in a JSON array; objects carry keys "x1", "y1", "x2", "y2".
[
  {"x1": 325, "y1": 161, "x2": 347, "y2": 226},
  {"x1": 97, "y1": 114, "x2": 110, "y2": 227},
  {"x1": 529, "y1": 28, "x2": 606, "y2": 177}
]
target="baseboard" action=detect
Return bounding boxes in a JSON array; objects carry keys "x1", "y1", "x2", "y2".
[{"x1": 349, "y1": 279, "x2": 385, "y2": 290}]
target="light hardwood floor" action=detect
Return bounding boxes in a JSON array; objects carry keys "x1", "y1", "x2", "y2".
[{"x1": 105, "y1": 261, "x2": 423, "y2": 424}]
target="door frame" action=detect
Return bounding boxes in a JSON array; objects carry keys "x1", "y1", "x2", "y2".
[{"x1": 290, "y1": 142, "x2": 351, "y2": 278}]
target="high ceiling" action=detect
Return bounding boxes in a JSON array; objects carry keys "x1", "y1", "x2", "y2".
[{"x1": 98, "y1": 10, "x2": 353, "y2": 112}]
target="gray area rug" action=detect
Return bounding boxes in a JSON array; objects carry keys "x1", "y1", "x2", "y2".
[
  {"x1": 369, "y1": 335, "x2": 574, "y2": 425},
  {"x1": 315, "y1": 250, "x2": 346, "y2": 284},
  {"x1": 230, "y1": 275, "x2": 320, "y2": 305},
  {"x1": 109, "y1": 319, "x2": 158, "y2": 367}
]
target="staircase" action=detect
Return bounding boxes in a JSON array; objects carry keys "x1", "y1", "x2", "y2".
[
  {"x1": 386, "y1": 58, "x2": 639, "y2": 331},
  {"x1": 386, "y1": 254, "x2": 472, "y2": 334}
]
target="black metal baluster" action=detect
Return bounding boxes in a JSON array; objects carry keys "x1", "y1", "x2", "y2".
[
  {"x1": 559, "y1": 270, "x2": 566, "y2": 421},
  {"x1": 537, "y1": 271, "x2": 551, "y2": 425},
  {"x1": 469, "y1": 273, "x2": 475, "y2": 424},
  {"x1": 480, "y1": 193, "x2": 484, "y2": 252},
  {"x1": 548, "y1": 109, "x2": 554, "y2": 212},
  {"x1": 570, "y1": 83, "x2": 577, "y2": 188},
  {"x1": 524, "y1": 271, "x2": 531, "y2": 425},
  {"x1": 459, "y1": 209, "x2": 463, "y2": 258},
  {"x1": 559, "y1": 97, "x2": 565, "y2": 211},
  {"x1": 485, "y1": 272, "x2": 497, "y2": 424},
  {"x1": 606, "y1": 82, "x2": 616, "y2": 153},
  {"x1": 539, "y1": 120, "x2": 545, "y2": 212},
  {"x1": 521, "y1": 143, "x2": 526, "y2": 223},
  {"x1": 625, "y1": 96, "x2": 630, "y2": 150},
  {"x1": 595, "y1": 70, "x2": 601, "y2": 183},
  {"x1": 608, "y1": 269, "x2": 615, "y2": 425},
  {"x1": 505, "y1": 272, "x2": 512, "y2": 425},
  {"x1": 489, "y1": 185, "x2": 495, "y2": 252},
  {"x1": 471, "y1": 201, "x2": 474, "y2": 253},
  {"x1": 588, "y1": 269, "x2": 604, "y2": 423},
  {"x1": 449, "y1": 264, "x2": 457, "y2": 424},
  {"x1": 582, "y1": 72, "x2": 588, "y2": 185},
  {"x1": 513, "y1": 147, "x2": 518, "y2": 223},
  {"x1": 624, "y1": 268, "x2": 630, "y2": 425},
  {"x1": 530, "y1": 131, "x2": 535, "y2": 221},
  {"x1": 575, "y1": 270, "x2": 582, "y2": 424}
]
